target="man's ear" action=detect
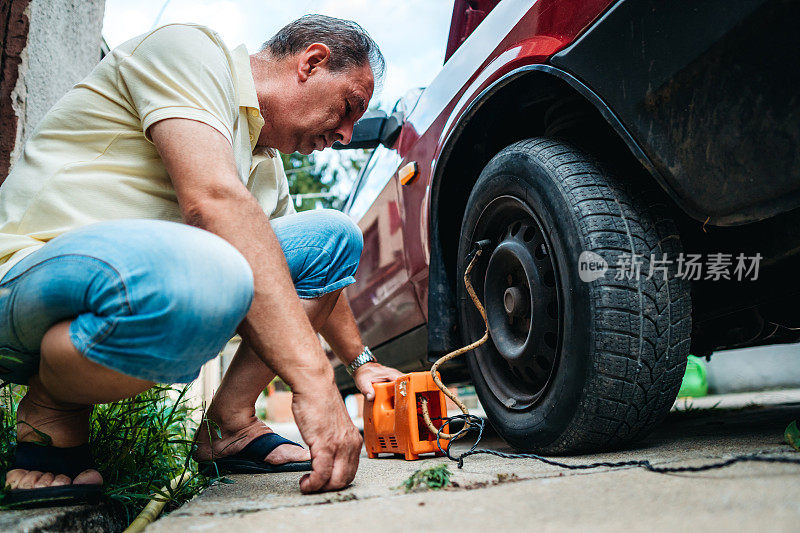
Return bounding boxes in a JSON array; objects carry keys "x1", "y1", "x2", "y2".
[{"x1": 297, "y1": 43, "x2": 331, "y2": 82}]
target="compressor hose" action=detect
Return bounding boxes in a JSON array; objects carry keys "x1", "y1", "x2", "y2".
[{"x1": 419, "y1": 242, "x2": 490, "y2": 442}]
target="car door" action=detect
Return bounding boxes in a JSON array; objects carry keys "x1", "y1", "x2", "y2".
[{"x1": 344, "y1": 145, "x2": 426, "y2": 348}]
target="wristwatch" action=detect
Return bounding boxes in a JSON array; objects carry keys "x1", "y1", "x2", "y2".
[{"x1": 346, "y1": 346, "x2": 377, "y2": 375}]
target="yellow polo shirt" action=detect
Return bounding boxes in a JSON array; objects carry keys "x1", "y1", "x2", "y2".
[{"x1": 0, "y1": 23, "x2": 294, "y2": 280}]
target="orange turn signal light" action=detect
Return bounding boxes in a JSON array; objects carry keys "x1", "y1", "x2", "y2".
[{"x1": 399, "y1": 161, "x2": 419, "y2": 186}]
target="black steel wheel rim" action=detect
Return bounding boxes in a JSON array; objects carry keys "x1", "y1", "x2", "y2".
[{"x1": 465, "y1": 195, "x2": 562, "y2": 410}]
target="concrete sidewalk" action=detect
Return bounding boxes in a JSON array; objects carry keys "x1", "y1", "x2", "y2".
[{"x1": 148, "y1": 389, "x2": 800, "y2": 533}]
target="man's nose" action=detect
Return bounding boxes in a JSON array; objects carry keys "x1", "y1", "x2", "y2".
[{"x1": 335, "y1": 123, "x2": 354, "y2": 146}]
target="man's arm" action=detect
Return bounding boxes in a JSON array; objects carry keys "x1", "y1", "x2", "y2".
[{"x1": 149, "y1": 118, "x2": 361, "y2": 493}]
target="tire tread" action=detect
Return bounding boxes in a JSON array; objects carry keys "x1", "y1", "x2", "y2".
[{"x1": 503, "y1": 138, "x2": 690, "y2": 453}]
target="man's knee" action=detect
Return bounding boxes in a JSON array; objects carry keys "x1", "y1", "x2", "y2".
[
  {"x1": 64, "y1": 220, "x2": 253, "y2": 382},
  {"x1": 159, "y1": 248, "x2": 254, "y2": 331},
  {"x1": 302, "y1": 208, "x2": 362, "y2": 265},
  {"x1": 319, "y1": 209, "x2": 363, "y2": 272},
  {"x1": 139, "y1": 226, "x2": 254, "y2": 341},
  {"x1": 275, "y1": 209, "x2": 362, "y2": 298},
  {"x1": 88, "y1": 220, "x2": 254, "y2": 327}
]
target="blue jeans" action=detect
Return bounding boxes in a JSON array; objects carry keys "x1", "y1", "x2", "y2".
[{"x1": 0, "y1": 209, "x2": 362, "y2": 385}]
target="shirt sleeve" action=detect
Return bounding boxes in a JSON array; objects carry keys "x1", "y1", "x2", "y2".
[{"x1": 117, "y1": 24, "x2": 236, "y2": 144}]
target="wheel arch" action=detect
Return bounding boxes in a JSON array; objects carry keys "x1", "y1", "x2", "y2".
[{"x1": 427, "y1": 65, "x2": 670, "y2": 360}]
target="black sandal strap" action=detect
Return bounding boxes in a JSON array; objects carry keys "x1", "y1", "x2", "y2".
[
  {"x1": 233, "y1": 433, "x2": 303, "y2": 462},
  {"x1": 13, "y1": 442, "x2": 96, "y2": 480}
]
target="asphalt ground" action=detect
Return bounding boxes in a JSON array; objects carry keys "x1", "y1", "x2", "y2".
[{"x1": 147, "y1": 389, "x2": 800, "y2": 533}]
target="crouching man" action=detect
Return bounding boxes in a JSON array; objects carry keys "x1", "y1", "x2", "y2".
[{"x1": 0, "y1": 15, "x2": 402, "y2": 507}]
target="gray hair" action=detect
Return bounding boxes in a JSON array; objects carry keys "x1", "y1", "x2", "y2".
[{"x1": 262, "y1": 14, "x2": 385, "y2": 89}]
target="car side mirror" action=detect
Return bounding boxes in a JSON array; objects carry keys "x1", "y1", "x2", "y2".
[{"x1": 332, "y1": 110, "x2": 403, "y2": 150}]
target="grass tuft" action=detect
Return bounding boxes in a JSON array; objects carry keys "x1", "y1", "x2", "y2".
[
  {"x1": 399, "y1": 463, "x2": 452, "y2": 492},
  {"x1": 0, "y1": 384, "x2": 212, "y2": 521}
]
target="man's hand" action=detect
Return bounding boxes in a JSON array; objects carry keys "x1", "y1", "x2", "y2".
[
  {"x1": 353, "y1": 362, "x2": 404, "y2": 401},
  {"x1": 292, "y1": 379, "x2": 362, "y2": 493}
]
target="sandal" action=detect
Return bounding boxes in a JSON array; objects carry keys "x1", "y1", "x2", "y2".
[
  {"x1": 2, "y1": 442, "x2": 102, "y2": 509},
  {"x1": 198, "y1": 433, "x2": 312, "y2": 476}
]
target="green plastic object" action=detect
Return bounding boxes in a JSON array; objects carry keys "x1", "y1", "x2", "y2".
[{"x1": 678, "y1": 355, "x2": 708, "y2": 398}]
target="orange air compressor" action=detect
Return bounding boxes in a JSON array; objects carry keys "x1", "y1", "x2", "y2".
[{"x1": 363, "y1": 371, "x2": 450, "y2": 460}]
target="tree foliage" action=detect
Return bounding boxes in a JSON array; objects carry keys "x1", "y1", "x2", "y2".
[
  {"x1": 281, "y1": 152, "x2": 331, "y2": 212},
  {"x1": 281, "y1": 150, "x2": 370, "y2": 212}
]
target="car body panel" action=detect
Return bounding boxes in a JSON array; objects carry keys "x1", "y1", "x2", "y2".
[
  {"x1": 444, "y1": 0, "x2": 503, "y2": 63},
  {"x1": 550, "y1": 0, "x2": 800, "y2": 226},
  {"x1": 345, "y1": 146, "x2": 426, "y2": 347}
]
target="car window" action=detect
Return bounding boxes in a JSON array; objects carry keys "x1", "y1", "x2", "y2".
[
  {"x1": 344, "y1": 148, "x2": 377, "y2": 213},
  {"x1": 346, "y1": 145, "x2": 402, "y2": 221},
  {"x1": 393, "y1": 87, "x2": 424, "y2": 117}
]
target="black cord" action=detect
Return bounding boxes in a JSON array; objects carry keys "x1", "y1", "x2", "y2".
[{"x1": 432, "y1": 413, "x2": 800, "y2": 473}]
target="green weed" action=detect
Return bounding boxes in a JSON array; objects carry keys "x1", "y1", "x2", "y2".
[
  {"x1": 0, "y1": 384, "x2": 212, "y2": 521},
  {"x1": 400, "y1": 463, "x2": 452, "y2": 492}
]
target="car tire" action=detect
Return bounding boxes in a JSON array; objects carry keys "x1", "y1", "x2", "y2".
[{"x1": 456, "y1": 137, "x2": 691, "y2": 453}]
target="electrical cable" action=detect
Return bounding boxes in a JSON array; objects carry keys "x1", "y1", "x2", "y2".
[{"x1": 420, "y1": 242, "x2": 800, "y2": 473}]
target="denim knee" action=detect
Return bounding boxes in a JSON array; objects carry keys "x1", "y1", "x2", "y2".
[
  {"x1": 0, "y1": 219, "x2": 254, "y2": 384},
  {"x1": 272, "y1": 209, "x2": 363, "y2": 299},
  {"x1": 61, "y1": 220, "x2": 254, "y2": 383},
  {"x1": 153, "y1": 245, "x2": 254, "y2": 344},
  {"x1": 320, "y1": 209, "x2": 364, "y2": 271}
]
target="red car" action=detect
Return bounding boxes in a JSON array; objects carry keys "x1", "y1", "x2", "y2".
[{"x1": 334, "y1": 0, "x2": 800, "y2": 453}]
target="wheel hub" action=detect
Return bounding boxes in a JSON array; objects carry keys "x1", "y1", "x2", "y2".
[
  {"x1": 485, "y1": 227, "x2": 555, "y2": 378},
  {"x1": 466, "y1": 196, "x2": 562, "y2": 409},
  {"x1": 503, "y1": 286, "x2": 526, "y2": 317}
]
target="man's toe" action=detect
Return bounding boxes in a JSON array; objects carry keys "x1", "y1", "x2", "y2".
[
  {"x1": 51, "y1": 474, "x2": 71, "y2": 487},
  {"x1": 18, "y1": 470, "x2": 44, "y2": 489},
  {"x1": 5, "y1": 468, "x2": 26, "y2": 489},
  {"x1": 33, "y1": 472, "x2": 55, "y2": 488},
  {"x1": 5, "y1": 469, "x2": 102, "y2": 490},
  {"x1": 73, "y1": 469, "x2": 103, "y2": 485},
  {"x1": 264, "y1": 443, "x2": 311, "y2": 465}
]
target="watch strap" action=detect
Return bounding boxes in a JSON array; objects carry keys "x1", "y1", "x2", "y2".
[{"x1": 346, "y1": 346, "x2": 376, "y2": 375}]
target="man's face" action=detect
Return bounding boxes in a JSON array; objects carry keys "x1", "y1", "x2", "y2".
[{"x1": 259, "y1": 47, "x2": 374, "y2": 155}]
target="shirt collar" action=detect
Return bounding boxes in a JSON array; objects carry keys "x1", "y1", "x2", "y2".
[{"x1": 231, "y1": 44, "x2": 273, "y2": 154}]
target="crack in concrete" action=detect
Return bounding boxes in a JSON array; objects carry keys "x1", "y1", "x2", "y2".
[
  {"x1": 171, "y1": 492, "x2": 373, "y2": 518},
  {"x1": 166, "y1": 445, "x2": 792, "y2": 519}
]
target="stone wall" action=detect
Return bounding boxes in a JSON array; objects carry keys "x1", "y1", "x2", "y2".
[{"x1": 0, "y1": 0, "x2": 105, "y2": 181}]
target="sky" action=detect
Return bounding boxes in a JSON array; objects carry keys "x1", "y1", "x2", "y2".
[{"x1": 102, "y1": 0, "x2": 454, "y2": 110}]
